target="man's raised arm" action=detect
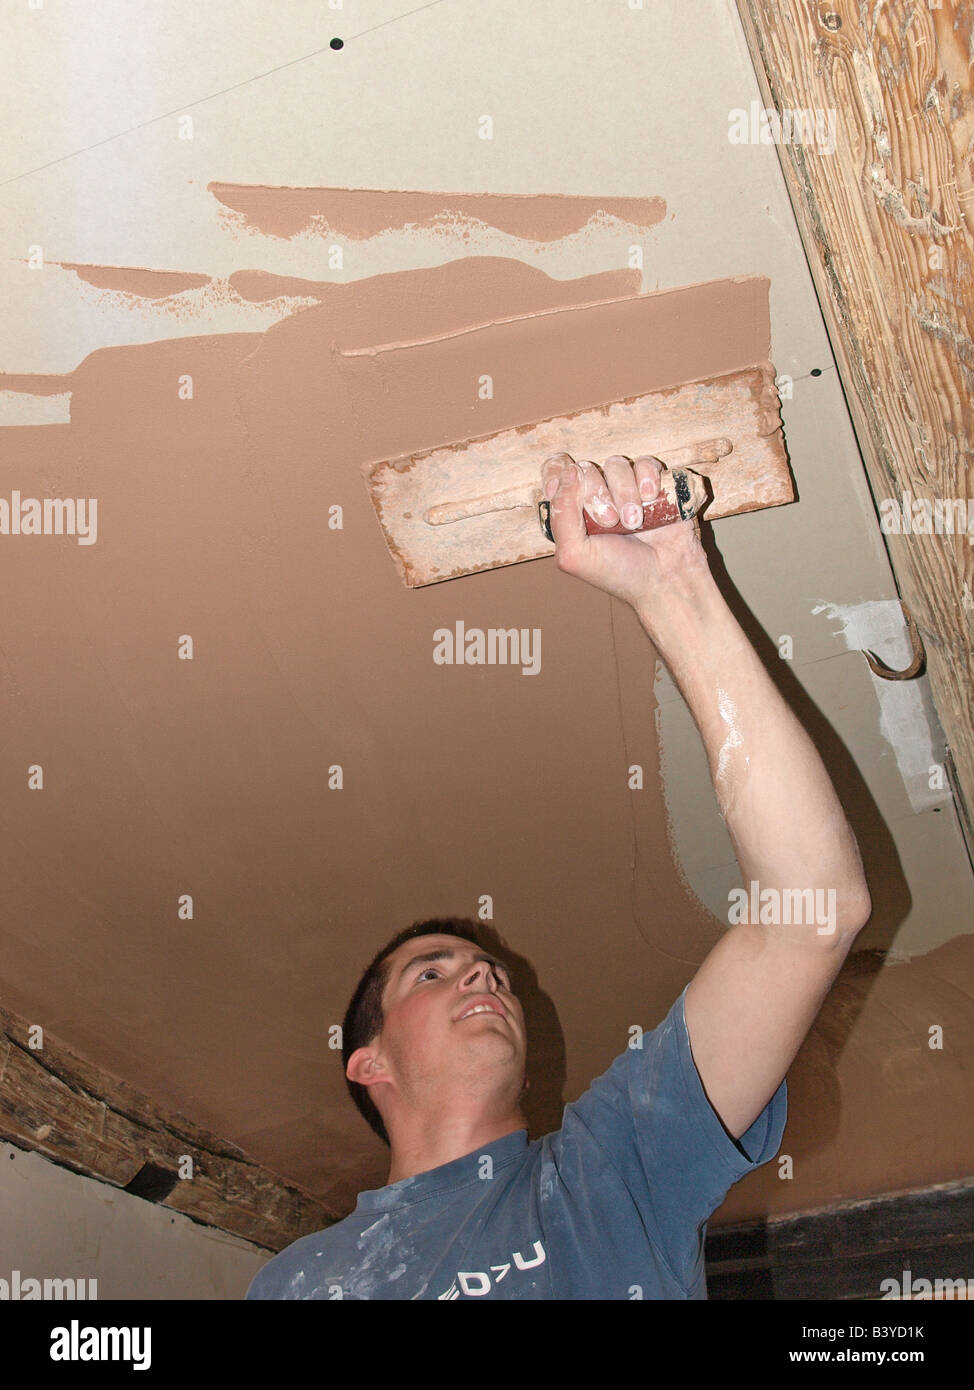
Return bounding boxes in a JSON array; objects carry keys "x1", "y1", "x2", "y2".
[{"x1": 542, "y1": 451, "x2": 871, "y2": 1141}]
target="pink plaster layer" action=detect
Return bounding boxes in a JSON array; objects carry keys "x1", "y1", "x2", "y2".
[{"x1": 208, "y1": 182, "x2": 667, "y2": 241}]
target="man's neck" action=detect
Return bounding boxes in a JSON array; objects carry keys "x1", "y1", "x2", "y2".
[{"x1": 385, "y1": 1107, "x2": 527, "y2": 1186}]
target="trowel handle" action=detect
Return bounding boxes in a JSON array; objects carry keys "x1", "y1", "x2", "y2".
[{"x1": 538, "y1": 467, "x2": 708, "y2": 542}]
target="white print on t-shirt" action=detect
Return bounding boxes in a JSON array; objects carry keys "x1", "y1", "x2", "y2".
[{"x1": 437, "y1": 1240, "x2": 546, "y2": 1299}]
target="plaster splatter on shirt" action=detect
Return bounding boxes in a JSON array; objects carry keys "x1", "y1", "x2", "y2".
[{"x1": 344, "y1": 1213, "x2": 412, "y2": 1297}]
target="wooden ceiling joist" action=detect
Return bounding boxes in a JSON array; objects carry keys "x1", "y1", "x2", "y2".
[
  {"x1": 0, "y1": 1002, "x2": 331, "y2": 1253},
  {"x1": 736, "y1": 0, "x2": 974, "y2": 851}
]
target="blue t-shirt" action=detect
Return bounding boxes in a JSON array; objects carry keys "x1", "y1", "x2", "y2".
[{"x1": 247, "y1": 986, "x2": 787, "y2": 1300}]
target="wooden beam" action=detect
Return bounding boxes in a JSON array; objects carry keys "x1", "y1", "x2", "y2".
[
  {"x1": 735, "y1": 0, "x2": 974, "y2": 846},
  {"x1": 0, "y1": 1003, "x2": 333, "y2": 1252},
  {"x1": 706, "y1": 1177, "x2": 974, "y2": 1299}
]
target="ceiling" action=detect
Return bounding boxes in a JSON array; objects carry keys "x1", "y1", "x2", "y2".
[{"x1": 1, "y1": 0, "x2": 972, "y2": 1224}]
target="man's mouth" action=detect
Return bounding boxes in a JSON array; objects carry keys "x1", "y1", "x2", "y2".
[{"x1": 456, "y1": 998, "x2": 506, "y2": 1022}]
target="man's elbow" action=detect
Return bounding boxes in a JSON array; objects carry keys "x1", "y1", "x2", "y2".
[{"x1": 832, "y1": 885, "x2": 872, "y2": 943}]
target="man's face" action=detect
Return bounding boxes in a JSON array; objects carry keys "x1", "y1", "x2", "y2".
[{"x1": 366, "y1": 934, "x2": 527, "y2": 1116}]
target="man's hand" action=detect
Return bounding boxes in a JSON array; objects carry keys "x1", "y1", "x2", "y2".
[{"x1": 541, "y1": 452, "x2": 708, "y2": 608}]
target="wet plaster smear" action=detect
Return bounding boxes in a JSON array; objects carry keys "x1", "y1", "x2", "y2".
[{"x1": 2, "y1": 186, "x2": 973, "y2": 1221}]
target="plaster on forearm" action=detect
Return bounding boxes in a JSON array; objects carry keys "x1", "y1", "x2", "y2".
[{"x1": 714, "y1": 685, "x2": 751, "y2": 819}]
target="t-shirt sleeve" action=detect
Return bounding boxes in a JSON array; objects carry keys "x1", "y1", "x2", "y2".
[{"x1": 550, "y1": 983, "x2": 787, "y2": 1291}]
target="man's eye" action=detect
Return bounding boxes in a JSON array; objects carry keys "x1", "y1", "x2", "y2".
[{"x1": 416, "y1": 967, "x2": 440, "y2": 982}]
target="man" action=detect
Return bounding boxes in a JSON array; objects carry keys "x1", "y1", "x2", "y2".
[{"x1": 247, "y1": 453, "x2": 871, "y2": 1300}]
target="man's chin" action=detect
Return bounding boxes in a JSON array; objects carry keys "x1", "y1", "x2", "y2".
[{"x1": 457, "y1": 1034, "x2": 524, "y2": 1080}]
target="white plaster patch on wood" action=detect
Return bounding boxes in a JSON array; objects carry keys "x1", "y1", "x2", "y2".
[
  {"x1": 811, "y1": 599, "x2": 951, "y2": 814},
  {"x1": 0, "y1": 391, "x2": 71, "y2": 426}
]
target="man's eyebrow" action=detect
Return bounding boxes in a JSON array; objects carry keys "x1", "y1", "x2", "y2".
[
  {"x1": 397, "y1": 948, "x2": 454, "y2": 982},
  {"x1": 395, "y1": 948, "x2": 514, "y2": 984}
]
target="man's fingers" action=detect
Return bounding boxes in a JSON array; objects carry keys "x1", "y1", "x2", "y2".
[
  {"x1": 544, "y1": 453, "x2": 617, "y2": 530},
  {"x1": 542, "y1": 454, "x2": 588, "y2": 553},
  {"x1": 575, "y1": 459, "x2": 619, "y2": 527},
  {"x1": 632, "y1": 455, "x2": 664, "y2": 504},
  {"x1": 601, "y1": 455, "x2": 643, "y2": 531},
  {"x1": 541, "y1": 456, "x2": 566, "y2": 502},
  {"x1": 543, "y1": 452, "x2": 670, "y2": 550}
]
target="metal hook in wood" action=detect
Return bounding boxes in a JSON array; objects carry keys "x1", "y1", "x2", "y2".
[{"x1": 862, "y1": 602, "x2": 926, "y2": 680}]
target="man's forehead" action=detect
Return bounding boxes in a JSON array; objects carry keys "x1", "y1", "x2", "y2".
[{"x1": 389, "y1": 934, "x2": 486, "y2": 967}]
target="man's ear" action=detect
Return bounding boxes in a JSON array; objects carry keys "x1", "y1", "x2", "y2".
[{"x1": 346, "y1": 1045, "x2": 388, "y2": 1089}]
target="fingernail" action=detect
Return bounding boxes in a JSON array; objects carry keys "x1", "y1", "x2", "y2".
[
  {"x1": 622, "y1": 503, "x2": 642, "y2": 529},
  {"x1": 543, "y1": 469, "x2": 560, "y2": 500},
  {"x1": 639, "y1": 476, "x2": 658, "y2": 499}
]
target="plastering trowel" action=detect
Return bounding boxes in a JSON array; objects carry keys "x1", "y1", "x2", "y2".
[{"x1": 362, "y1": 362, "x2": 793, "y2": 587}]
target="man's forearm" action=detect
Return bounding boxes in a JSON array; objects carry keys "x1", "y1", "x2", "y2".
[{"x1": 635, "y1": 550, "x2": 871, "y2": 939}]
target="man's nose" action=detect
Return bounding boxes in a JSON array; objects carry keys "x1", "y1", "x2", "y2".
[{"x1": 460, "y1": 961, "x2": 496, "y2": 991}]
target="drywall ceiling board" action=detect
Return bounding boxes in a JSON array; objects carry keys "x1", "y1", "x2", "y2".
[{"x1": 0, "y1": 0, "x2": 971, "y2": 1237}]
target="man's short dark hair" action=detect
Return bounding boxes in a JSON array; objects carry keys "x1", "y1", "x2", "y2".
[{"x1": 341, "y1": 917, "x2": 486, "y2": 1145}]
